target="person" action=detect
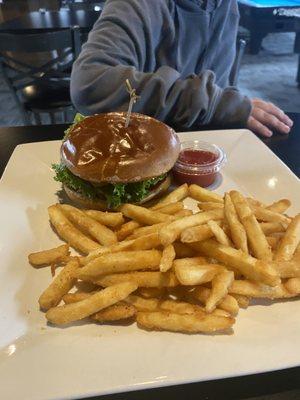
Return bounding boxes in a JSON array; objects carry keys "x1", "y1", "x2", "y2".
[{"x1": 70, "y1": 0, "x2": 293, "y2": 137}]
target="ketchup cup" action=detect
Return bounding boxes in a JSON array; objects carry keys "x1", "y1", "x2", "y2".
[{"x1": 172, "y1": 140, "x2": 227, "y2": 187}]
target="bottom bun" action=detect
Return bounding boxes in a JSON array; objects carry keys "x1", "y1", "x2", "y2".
[
  {"x1": 63, "y1": 175, "x2": 171, "y2": 210},
  {"x1": 63, "y1": 185, "x2": 107, "y2": 210}
]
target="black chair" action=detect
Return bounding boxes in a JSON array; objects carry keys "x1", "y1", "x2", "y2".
[
  {"x1": 67, "y1": 2, "x2": 103, "y2": 48},
  {"x1": 229, "y1": 38, "x2": 247, "y2": 87},
  {"x1": 0, "y1": 27, "x2": 81, "y2": 125},
  {"x1": 67, "y1": 0, "x2": 104, "y2": 11}
]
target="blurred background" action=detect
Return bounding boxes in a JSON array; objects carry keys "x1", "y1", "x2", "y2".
[{"x1": 0, "y1": 0, "x2": 299, "y2": 126}]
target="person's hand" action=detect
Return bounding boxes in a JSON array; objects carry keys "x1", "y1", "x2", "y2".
[{"x1": 247, "y1": 98, "x2": 293, "y2": 137}]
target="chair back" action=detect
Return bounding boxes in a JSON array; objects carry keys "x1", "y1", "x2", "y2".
[
  {"x1": 0, "y1": 27, "x2": 81, "y2": 93},
  {"x1": 67, "y1": 0, "x2": 104, "y2": 12}
]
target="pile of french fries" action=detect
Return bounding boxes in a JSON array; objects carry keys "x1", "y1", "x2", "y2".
[{"x1": 28, "y1": 184, "x2": 300, "y2": 334}]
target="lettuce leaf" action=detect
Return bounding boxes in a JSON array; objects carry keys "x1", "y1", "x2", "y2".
[
  {"x1": 52, "y1": 163, "x2": 166, "y2": 209},
  {"x1": 63, "y1": 113, "x2": 86, "y2": 140},
  {"x1": 52, "y1": 163, "x2": 96, "y2": 199}
]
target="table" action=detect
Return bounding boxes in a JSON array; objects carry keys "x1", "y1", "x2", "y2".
[
  {"x1": 0, "y1": 9, "x2": 100, "y2": 33},
  {"x1": 0, "y1": 114, "x2": 299, "y2": 400},
  {"x1": 238, "y1": 1, "x2": 300, "y2": 52},
  {"x1": 238, "y1": 1, "x2": 300, "y2": 86}
]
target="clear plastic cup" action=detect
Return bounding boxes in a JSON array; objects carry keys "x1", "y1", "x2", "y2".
[{"x1": 172, "y1": 140, "x2": 227, "y2": 187}]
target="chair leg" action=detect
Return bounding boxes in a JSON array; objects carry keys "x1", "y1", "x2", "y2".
[
  {"x1": 33, "y1": 112, "x2": 42, "y2": 125},
  {"x1": 49, "y1": 111, "x2": 56, "y2": 125},
  {"x1": 297, "y1": 55, "x2": 300, "y2": 88},
  {"x1": 21, "y1": 110, "x2": 32, "y2": 126},
  {"x1": 62, "y1": 109, "x2": 69, "y2": 122}
]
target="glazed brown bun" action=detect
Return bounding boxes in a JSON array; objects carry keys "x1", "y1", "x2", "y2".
[
  {"x1": 61, "y1": 112, "x2": 180, "y2": 183},
  {"x1": 60, "y1": 112, "x2": 180, "y2": 209}
]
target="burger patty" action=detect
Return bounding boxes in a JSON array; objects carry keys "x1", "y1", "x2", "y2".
[{"x1": 53, "y1": 163, "x2": 169, "y2": 209}]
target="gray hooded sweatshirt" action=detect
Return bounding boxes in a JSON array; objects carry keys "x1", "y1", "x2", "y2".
[{"x1": 71, "y1": 0, "x2": 252, "y2": 130}]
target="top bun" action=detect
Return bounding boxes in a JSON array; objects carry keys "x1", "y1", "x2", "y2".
[{"x1": 61, "y1": 112, "x2": 180, "y2": 183}]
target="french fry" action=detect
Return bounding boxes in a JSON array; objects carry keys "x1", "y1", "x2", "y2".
[
  {"x1": 46, "y1": 281, "x2": 138, "y2": 325},
  {"x1": 224, "y1": 193, "x2": 248, "y2": 254},
  {"x1": 284, "y1": 278, "x2": 300, "y2": 295},
  {"x1": 191, "y1": 287, "x2": 239, "y2": 316},
  {"x1": 119, "y1": 232, "x2": 161, "y2": 250},
  {"x1": 137, "y1": 287, "x2": 166, "y2": 298},
  {"x1": 266, "y1": 199, "x2": 291, "y2": 214},
  {"x1": 274, "y1": 259, "x2": 300, "y2": 278},
  {"x1": 266, "y1": 236, "x2": 281, "y2": 250},
  {"x1": 260, "y1": 222, "x2": 286, "y2": 235},
  {"x1": 189, "y1": 184, "x2": 223, "y2": 203},
  {"x1": 229, "y1": 280, "x2": 294, "y2": 299},
  {"x1": 173, "y1": 256, "x2": 208, "y2": 268},
  {"x1": 246, "y1": 197, "x2": 266, "y2": 208},
  {"x1": 91, "y1": 302, "x2": 136, "y2": 322},
  {"x1": 190, "y1": 239, "x2": 279, "y2": 286},
  {"x1": 131, "y1": 222, "x2": 167, "y2": 239},
  {"x1": 198, "y1": 202, "x2": 224, "y2": 211},
  {"x1": 231, "y1": 294, "x2": 250, "y2": 309},
  {"x1": 59, "y1": 204, "x2": 117, "y2": 246},
  {"x1": 230, "y1": 191, "x2": 272, "y2": 261},
  {"x1": 159, "y1": 209, "x2": 223, "y2": 246},
  {"x1": 76, "y1": 250, "x2": 162, "y2": 279},
  {"x1": 81, "y1": 233, "x2": 161, "y2": 265},
  {"x1": 174, "y1": 209, "x2": 193, "y2": 218},
  {"x1": 151, "y1": 202, "x2": 184, "y2": 215},
  {"x1": 206, "y1": 270, "x2": 234, "y2": 313},
  {"x1": 175, "y1": 264, "x2": 221, "y2": 286},
  {"x1": 159, "y1": 299, "x2": 206, "y2": 316},
  {"x1": 85, "y1": 210, "x2": 124, "y2": 227},
  {"x1": 212, "y1": 309, "x2": 231, "y2": 318},
  {"x1": 48, "y1": 205, "x2": 100, "y2": 254},
  {"x1": 275, "y1": 214, "x2": 300, "y2": 261},
  {"x1": 95, "y1": 271, "x2": 179, "y2": 288},
  {"x1": 126, "y1": 295, "x2": 160, "y2": 311},
  {"x1": 207, "y1": 220, "x2": 232, "y2": 247},
  {"x1": 153, "y1": 184, "x2": 189, "y2": 207},
  {"x1": 63, "y1": 293, "x2": 136, "y2": 321},
  {"x1": 180, "y1": 223, "x2": 215, "y2": 243},
  {"x1": 159, "y1": 244, "x2": 176, "y2": 272},
  {"x1": 121, "y1": 203, "x2": 175, "y2": 225},
  {"x1": 117, "y1": 221, "x2": 141, "y2": 241},
  {"x1": 63, "y1": 291, "x2": 93, "y2": 304},
  {"x1": 38, "y1": 258, "x2": 80, "y2": 310},
  {"x1": 28, "y1": 244, "x2": 70, "y2": 267},
  {"x1": 252, "y1": 206, "x2": 291, "y2": 225},
  {"x1": 137, "y1": 311, "x2": 234, "y2": 333}
]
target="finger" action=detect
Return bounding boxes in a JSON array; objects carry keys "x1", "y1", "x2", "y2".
[
  {"x1": 252, "y1": 99, "x2": 293, "y2": 128},
  {"x1": 264, "y1": 103, "x2": 293, "y2": 127},
  {"x1": 247, "y1": 116, "x2": 273, "y2": 138},
  {"x1": 252, "y1": 109, "x2": 290, "y2": 135}
]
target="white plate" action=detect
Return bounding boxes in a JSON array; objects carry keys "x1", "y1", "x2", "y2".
[{"x1": 0, "y1": 129, "x2": 299, "y2": 400}]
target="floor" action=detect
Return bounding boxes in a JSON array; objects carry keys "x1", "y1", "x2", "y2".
[
  {"x1": 239, "y1": 32, "x2": 300, "y2": 113},
  {"x1": 0, "y1": 32, "x2": 299, "y2": 127}
]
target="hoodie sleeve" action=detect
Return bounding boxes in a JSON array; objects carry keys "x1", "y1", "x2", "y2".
[{"x1": 71, "y1": 0, "x2": 251, "y2": 130}]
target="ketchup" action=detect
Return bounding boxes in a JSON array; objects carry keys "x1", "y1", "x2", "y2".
[
  {"x1": 178, "y1": 150, "x2": 218, "y2": 165},
  {"x1": 173, "y1": 147, "x2": 223, "y2": 187}
]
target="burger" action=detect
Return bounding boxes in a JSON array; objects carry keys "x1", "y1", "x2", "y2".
[{"x1": 52, "y1": 112, "x2": 181, "y2": 210}]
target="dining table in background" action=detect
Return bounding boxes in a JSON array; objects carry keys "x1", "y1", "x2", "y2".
[
  {"x1": 0, "y1": 113, "x2": 299, "y2": 400},
  {"x1": 238, "y1": 0, "x2": 300, "y2": 86},
  {"x1": 0, "y1": 9, "x2": 100, "y2": 33}
]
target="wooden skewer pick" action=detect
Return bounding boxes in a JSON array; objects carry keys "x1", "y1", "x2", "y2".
[{"x1": 125, "y1": 79, "x2": 140, "y2": 128}]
